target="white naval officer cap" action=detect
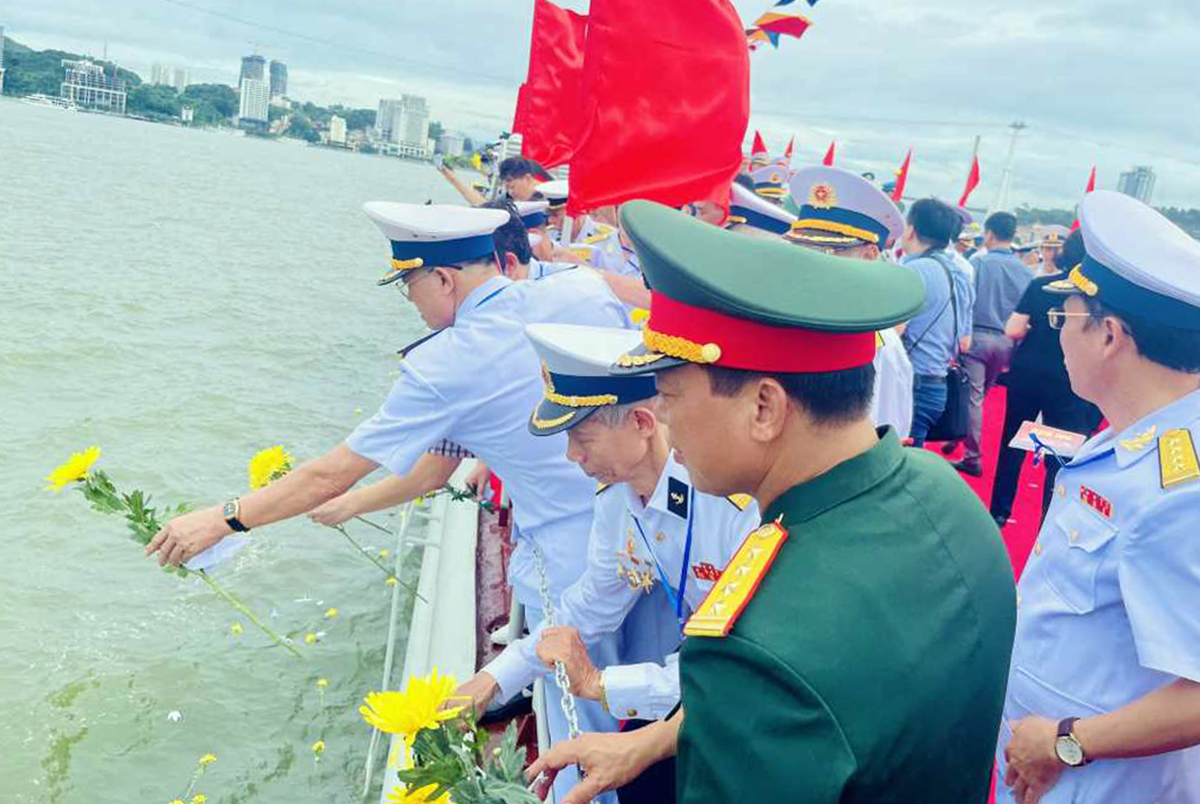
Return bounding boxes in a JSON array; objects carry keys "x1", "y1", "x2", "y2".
[
  {"x1": 525, "y1": 323, "x2": 658, "y2": 436},
  {"x1": 515, "y1": 200, "x2": 550, "y2": 230},
  {"x1": 1047, "y1": 190, "x2": 1200, "y2": 330},
  {"x1": 1038, "y1": 224, "x2": 1071, "y2": 248},
  {"x1": 537, "y1": 179, "x2": 569, "y2": 209},
  {"x1": 787, "y1": 165, "x2": 906, "y2": 250},
  {"x1": 363, "y1": 202, "x2": 510, "y2": 286},
  {"x1": 728, "y1": 182, "x2": 796, "y2": 235},
  {"x1": 749, "y1": 164, "x2": 790, "y2": 200}
]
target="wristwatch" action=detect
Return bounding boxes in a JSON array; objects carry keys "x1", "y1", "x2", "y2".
[
  {"x1": 1054, "y1": 717, "x2": 1089, "y2": 767},
  {"x1": 222, "y1": 499, "x2": 250, "y2": 533}
]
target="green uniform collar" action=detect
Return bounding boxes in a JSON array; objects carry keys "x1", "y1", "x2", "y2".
[{"x1": 763, "y1": 427, "x2": 904, "y2": 525}]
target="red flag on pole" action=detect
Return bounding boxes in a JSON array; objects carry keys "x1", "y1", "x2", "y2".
[
  {"x1": 751, "y1": 130, "x2": 769, "y2": 163},
  {"x1": 567, "y1": 0, "x2": 750, "y2": 216},
  {"x1": 958, "y1": 155, "x2": 981, "y2": 208},
  {"x1": 822, "y1": 140, "x2": 836, "y2": 166},
  {"x1": 1070, "y1": 166, "x2": 1097, "y2": 230},
  {"x1": 891, "y1": 148, "x2": 912, "y2": 203},
  {"x1": 512, "y1": 0, "x2": 588, "y2": 169}
]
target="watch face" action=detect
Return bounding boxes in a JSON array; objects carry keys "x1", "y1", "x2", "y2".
[
  {"x1": 223, "y1": 501, "x2": 237, "y2": 519},
  {"x1": 1056, "y1": 736, "x2": 1084, "y2": 766}
]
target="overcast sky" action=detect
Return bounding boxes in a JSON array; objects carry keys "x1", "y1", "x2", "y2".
[{"x1": 5, "y1": 0, "x2": 1200, "y2": 209}]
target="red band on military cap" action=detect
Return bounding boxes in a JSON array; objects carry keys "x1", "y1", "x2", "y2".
[{"x1": 646, "y1": 292, "x2": 876, "y2": 373}]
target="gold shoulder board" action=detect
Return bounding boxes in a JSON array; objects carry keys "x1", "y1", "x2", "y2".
[
  {"x1": 726, "y1": 493, "x2": 754, "y2": 511},
  {"x1": 683, "y1": 522, "x2": 788, "y2": 638},
  {"x1": 1159, "y1": 429, "x2": 1200, "y2": 489}
]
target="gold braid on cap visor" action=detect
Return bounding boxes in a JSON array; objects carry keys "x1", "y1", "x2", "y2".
[
  {"x1": 530, "y1": 410, "x2": 577, "y2": 430},
  {"x1": 541, "y1": 369, "x2": 618, "y2": 408},
  {"x1": 789, "y1": 219, "x2": 880, "y2": 245},
  {"x1": 641, "y1": 326, "x2": 722, "y2": 365},
  {"x1": 389, "y1": 257, "x2": 426, "y2": 272},
  {"x1": 1068, "y1": 264, "x2": 1100, "y2": 296}
]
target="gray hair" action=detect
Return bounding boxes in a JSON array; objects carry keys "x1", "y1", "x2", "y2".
[{"x1": 588, "y1": 400, "x2": 653, "y2": 428}]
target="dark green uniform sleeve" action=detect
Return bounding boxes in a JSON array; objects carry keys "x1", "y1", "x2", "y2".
[{"x1": 677, "y1": 635, "x2": 858, "y2": 803}]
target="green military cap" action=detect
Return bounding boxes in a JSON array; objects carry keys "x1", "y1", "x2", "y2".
[{"x1": 610, "y1": 200, "x2": 926, "y2": 375}]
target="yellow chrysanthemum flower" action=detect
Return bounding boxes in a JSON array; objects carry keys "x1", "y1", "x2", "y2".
[
  {"x1": 385, "y1": 577, "x2": 399, "y2": 587},
  {"x1": 385, "y1": 783, "x2": 452, "y2": 804},
  {"x1": 379, "y1": 549, "x2": 390, "y2": 559},
  {"x1": 248, "y1": 446, "x2": 293, "y2": 490},
  {"x1": 229, "y1": 623, "x2": 244, "y2": 635},
  {"x1": 312, "y1": 740, "x2": 325, "y2": 756},
  {"x1": 359, "y1": 668, "x2": 464, "y2": 746},
  {"x1": 198, "y1": 753, "x2": 217, "y2": 767},
  {"x1": 170, "y1": 799, "x2": 185, "y2": 804},
  {"x1": 304, "y1": 633, "x2": 318, "y2": 644},
  {"x1": 317, "y1": 677, "x2": 329, "y2": 688},
  {"x1": 45, "y1": 446, "x2": 101, "y2": 492},
  {"x1": 324, "y1": 608, "x2": 339, "y2": 619},
  {"x1": 191, "y1": 796, "x2": 207, "y2": 804}
]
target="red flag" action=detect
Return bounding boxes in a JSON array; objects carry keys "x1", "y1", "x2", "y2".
[
  {"x1": 751, "y1": 130, "x2": 769, "y2": 161},
  {"x1": 784, "y1": 135, "x2": 795, "y2": 161},
  {"x1": 823, "y1": 140, "x2": 836, "y2": 166},
  {"x1": 891, "y1": 148, "x2": 912, "y2": 203},
  {"x1": 958, "y1": 155, "x2": 981, "y2": 208},
  {"x1": 512, "y1": 0, "x2": 588, "y2": 169},
  {"x1": 1070, "y1": 166, "x2": 1097, "y2": 230},
  {"x1": 752, "y1": 10, "x2": 812, "y2": 39},
  {"x1": 567, "y1": 0, "x2": 750, "y2": 216}
]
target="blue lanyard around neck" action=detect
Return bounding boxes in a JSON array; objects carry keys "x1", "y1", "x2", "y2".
[{"x1": 630, "y1": 487, "x2": 695, "y2": 631}]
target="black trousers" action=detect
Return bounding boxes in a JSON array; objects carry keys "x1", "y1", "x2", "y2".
[
  {"x1": 615, "y1": 719, "x2": 676, "y2": 804},
  {"x1": 989, "y1": 367, "x2": 1102, "y2": 522}
]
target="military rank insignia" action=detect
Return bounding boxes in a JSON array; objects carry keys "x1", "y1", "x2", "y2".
[
  {"x1": 1159, "y1": 429, "x2": 1200, "y2": 489},
  {"x1": 1079, "y1": 485, "x2": 1113, "y2": 519},
  {"x1": 667, "y1": 477, "x2": 690, "y2": 518},
  {"x1": 683, "y1": 522, "x2": 788, "y2": 638}
]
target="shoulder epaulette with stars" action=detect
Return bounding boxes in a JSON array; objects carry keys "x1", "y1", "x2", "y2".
[
  {"x1": 726, "y1": 493, "x2": 754, "y2": 511},
  {"x1": 683, "y1": 521, "x2": 788, "y2": 638},
  {"x1": 1159, "y1": 429, "x2": 1200, "y2": 489}
]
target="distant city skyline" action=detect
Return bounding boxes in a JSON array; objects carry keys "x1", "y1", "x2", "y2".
[{"x1": 3, "y1": 1, "x2": 1200, "y2": 209}]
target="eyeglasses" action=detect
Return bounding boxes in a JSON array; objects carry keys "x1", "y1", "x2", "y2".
[
  {"x1": 1046, "y1": 308, "x2": 1093, "y2": 330},
  {"x1": 396, "y1": 268, "x2": 435, "y2": 301}
]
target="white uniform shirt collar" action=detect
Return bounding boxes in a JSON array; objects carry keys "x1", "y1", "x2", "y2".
[
  {"x1": 623, "y1": 451, "x2": 688, "y2": 519},
  {"x1": 456, "y1": 274, "x2": 512, "y2": 322},
  {"x1": 1070, "y1": 386, "x2": 1200, "y2": 469}
]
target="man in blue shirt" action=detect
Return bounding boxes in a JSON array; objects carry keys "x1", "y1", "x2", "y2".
[
  {"x1": 998, "y1": 192, "x2": 1200, "y2": 804},
  {"x1": 953, "y1": 212, "x2": 1034, "y2": 476},
  {"x1": 900, "y1": 198, "x2": 974, "y2": 446}
]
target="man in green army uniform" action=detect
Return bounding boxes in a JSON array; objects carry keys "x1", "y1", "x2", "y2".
[{"x1": 528, "y1": 201, "x2": 1016, "y2": 803}]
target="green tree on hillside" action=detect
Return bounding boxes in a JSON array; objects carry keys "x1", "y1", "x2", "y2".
[{"x1": 127, "y1": 84, "x2": 182, "y2": 118}]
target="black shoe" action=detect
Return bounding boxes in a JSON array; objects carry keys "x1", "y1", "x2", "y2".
[
  {"x1": 992, "y1": 513, "x2": 1009, "y2": 528},
  {"x1": 950, "y1": 459, "x2": 984, "y2": 478},
  {"x1": 940, "y1": 442, "x2": 958, "y2": 455}
]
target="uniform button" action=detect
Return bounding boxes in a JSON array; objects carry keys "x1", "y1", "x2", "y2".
[
  {"x1": 1033, "y1": 543, "x2": 1042, "y2": 555},
  {"x1": 1056, "y1": 484, "x2": 1066, "y2": 498},
  {"x1": 655, "y1": 531, "x2": 665, "y2": 542},
  {"x1": 626, "y1": 708, "x2": 638, "y2": 718},
  {"x1": 1016, "y1": 593, "x2": 1022, "y2": 607},
  {"x1": 1070, "y1": 529, "x2": 1079, "y2": 543}
]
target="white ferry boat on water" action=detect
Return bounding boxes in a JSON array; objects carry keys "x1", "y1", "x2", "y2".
[{"x1": 20, "y1": 93, "x2": 78, "y2": 111}]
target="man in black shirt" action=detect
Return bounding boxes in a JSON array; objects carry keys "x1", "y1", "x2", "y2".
[{"x1": 989, "y1": 230, "x2": 1102, "y2": 527}]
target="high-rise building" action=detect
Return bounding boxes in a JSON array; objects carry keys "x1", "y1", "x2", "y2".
[
  {"x1": 269, "y1": 60, "x2": 287, "y2": 99},
  {"x1": 329, "y1": 115, "x2": 347, "y2": 145},
  {"x1": 151, "y1": 64, "x2": 190, "y2": 91},
  {"x1": 61, "y1": 59, "x2": 126, "y2": 114},
  {"x1": 238, "y1": 77, "x2": 269, "y2": 128},
  {"x1": 377, "y1": 98, "x2": 401, "y2": 142},
  {"x1": 1118, "y1": 166, "x2": 1156, "y2": 205},
  {"x1": 437, "y1": 132, "x2": 464, "y2": 156},
  {"x1": 396, "y1": 94, "x2": 430, "y2": 148},
  {"x1": 240, "y1": 55, "x2": 266, "y2": 84}
]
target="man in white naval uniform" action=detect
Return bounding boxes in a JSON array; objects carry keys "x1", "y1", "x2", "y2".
[
  {"x1": 458, "y1": 322, "x2": 759, "y2": 724},
  {"x1": 785, "y1": 166, "x2": 915, "y2": 438},
  {"x1": 147, "y1": 204, "x2": 634, "y2": 802}
]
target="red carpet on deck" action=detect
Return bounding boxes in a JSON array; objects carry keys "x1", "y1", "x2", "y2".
[
  {"x1": 924, "y1": 384, "x2": 1045, "y2": 804},
  {"x1": 926, "y1": 384, "x2": 1044, "y2": 579}
]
